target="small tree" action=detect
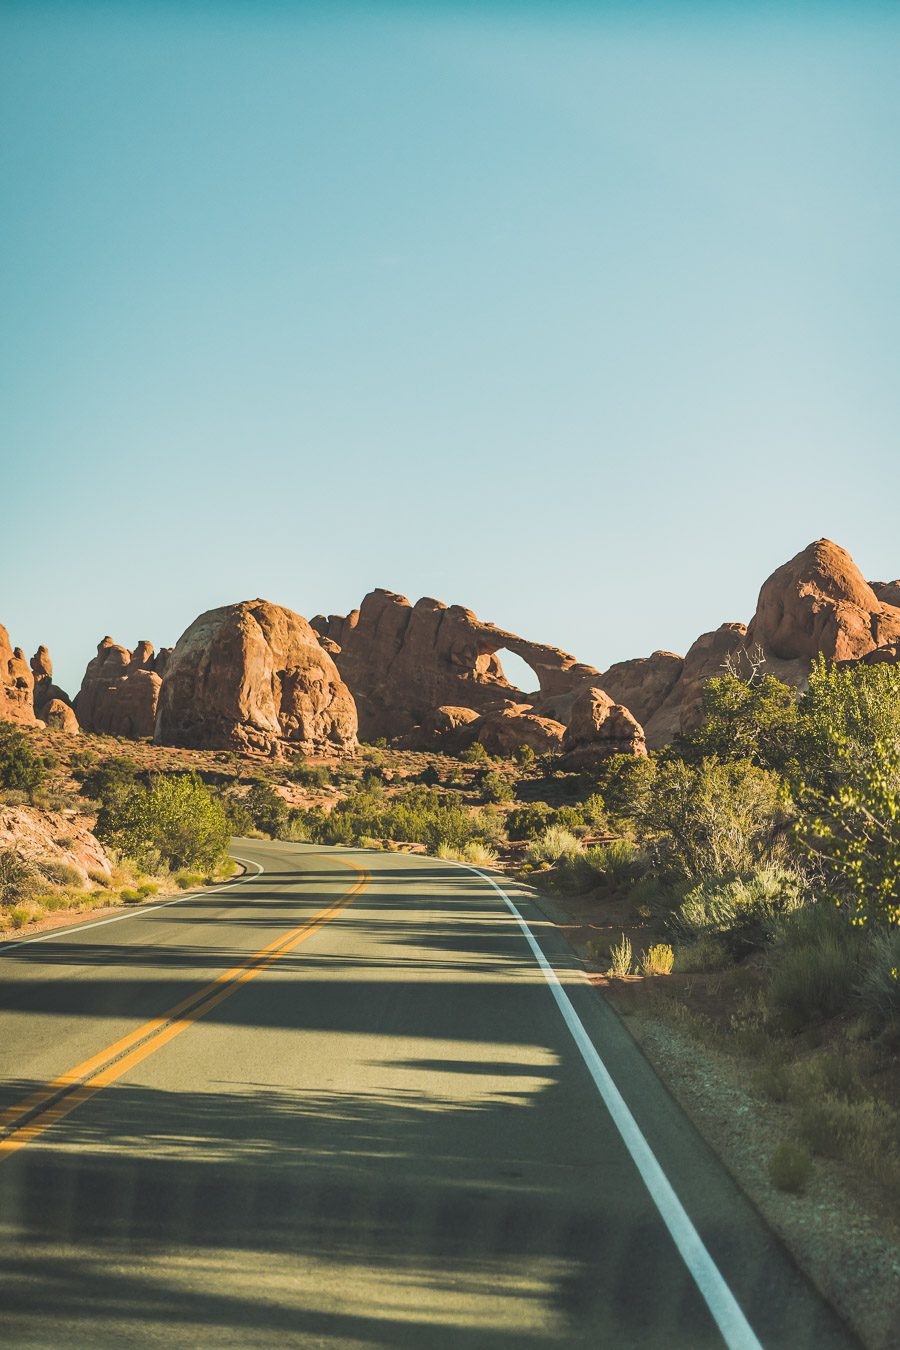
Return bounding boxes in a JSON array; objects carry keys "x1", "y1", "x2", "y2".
[
  {"x1": 244, "y1": 781, "x2": 290, "y2": 837},
  {"x1": 676, "y1": 672, "x2": 800, "y2": 774},
  {"x1": 0, "y1": 723, "x2": 45, "y2": 800},
  {"x1": 96, "y1": 773, "x2": 230, "y2": 871}
]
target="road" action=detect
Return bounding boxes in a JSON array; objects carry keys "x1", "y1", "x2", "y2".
[{"x1": 0, "y1": 840, "x2": 856, "y2": 1348}]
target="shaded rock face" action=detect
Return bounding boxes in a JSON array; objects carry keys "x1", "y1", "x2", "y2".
[
  {"x1": 468, "y1": 707, "x2": 566, "y2": 756},
  {"x1": 561, "y1": 687, "x2": 647, "y2": 768},
  {"x1": 871, "y1": 580, "x2": 900, "y2": 609},
  {"x1": 1, "y1": 626, "x2": 37, "y2": 726},
  {"x1": 75, "y1": 638, "x2": 168, "y2": 738},
  {"x1": 156, "y1": 600, "x2": 358, "y2": 755},
  {"x1": 594, "y1": 651, "x2": 684, "y2": 730},
  {"x1": 746, "y1": 539, "x2": 900, "y2": 663},
  {"x1": 311, "y1": 589, "x2": 599, "y2": 743}
]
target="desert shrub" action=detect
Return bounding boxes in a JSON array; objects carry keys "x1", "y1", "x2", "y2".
[
  {"x1": 674, "y1": 865, "x2": 806, "y2": 953},
  {"x1": 357, "y1": 835, "x2": 383, "y2": 850},
  {"x1": 579, "y1": 793, "x2": 607, "y2": 829},
  {"x1": 289, "y1": 762, "x2": 332, "y2": 788},
  {"x1": 440, "y1": 840, "x2": 499, "y2": 866},
  {"x1": 587, "y1": 754, "x2": 657, "y2": 825},
  {"x1": 306, "y1": 785, "x2": 491, "y2": 853},
  {"x1": 767, "y1": 1142, "x2": 812, "y2": 1194},
  {"x1": 175, "y1": 870, "x2": 204, "y2": 890},
  {"x1": 607, "y1": 934, "x2": 634, "y2": 977},
  {"x1": 37, "y1": 860, "x2": 82, "y2": 888},
  {"x1": 0, "y1": 849, "x2": 38, "y2": 905},
  {"x1": 583, "y1": 838, "x2": 646, "y2": 889},
  {"x1": 855, "y1": 927, "x2": 900, "y2": 1029},
  {"x1": 224, "y1": 796, "x2": 254, "y2": 836},
  {"x1": 460, "y1": 742, "x2": 490, "y2": 764},
  {"x1": 676, "y1": 672, "x2": 800, "y2": 774},
  {"x1": 77, "y1": 756, "x2": 141, "y2": 805},
  {"x1": 120, "y1": 888, "x2": 141, "y2": 903},
  {"x1": 637, "y1": 757, "x2": 786, "y2": 883},
  {"x1": 244, "y1": 782, "x2": 290, "y2": 837},
  {"x1": 766, "y1": 903, "x2": 865, "y2": 1027},
  {"x1": 0, "y1": 723, "x2": 45, "y2": 799},
  {"x1": 479, "y1": 770, "x2": 514, "y2": 804},
  {"x1": 797, "y1": 742, "x2": 899, "y2": 929},
  {"x1": 676, "y1": 936, "x2": 730, "y2": 973},
  {"x1": 505, "y1": 803, "x2": 554, "y2": 840},
  {"x1": 794, "y1": 657, "x2": 900, "y2": 794},
  {"x1": 640, "y1": 943, "x2": 674, "y2": 976},
  {"x1": 96, "y1": 773, "x2": 230, "y2": 871},
  {"x1": 7, "y1": 907, "x2": 33, "y2": 929},
  {"x1": 513, "y1": 744, "x2": 536, "y2": 769},
  {"x1": 526, "y1": 825, "x2": 582, "y2": 865}
]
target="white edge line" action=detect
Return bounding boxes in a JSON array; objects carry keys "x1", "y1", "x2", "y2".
[
  {"x1": 451, "y1": 859, "x2": 763, "y2": 1350},
  {"x1": 0, "y1": 856, "x2": 265, "y2": 955}
]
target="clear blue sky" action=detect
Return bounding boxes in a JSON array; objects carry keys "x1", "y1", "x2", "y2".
[{"x1": 3, "y1": 1, "x2": 898, "y2": 698}]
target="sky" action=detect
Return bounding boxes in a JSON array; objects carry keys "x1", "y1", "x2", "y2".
[{"x1": 2, "y1": 1, "x2": 899, "y2": 698}]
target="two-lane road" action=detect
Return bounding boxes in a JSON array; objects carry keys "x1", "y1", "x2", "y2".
[{"x1": 0, "y1": 842, "x2": 855, "y2": 1348}]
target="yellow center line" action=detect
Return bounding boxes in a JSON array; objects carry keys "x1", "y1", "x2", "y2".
[{"x1": 0, "y1": 858, "x2": 369, "y2": 1162}]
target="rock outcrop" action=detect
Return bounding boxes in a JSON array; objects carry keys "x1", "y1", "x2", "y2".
[
  {"x1": 75, "y1": 638, "x2": 169, "y2": 738},
  {"x1": 560, "y1": 687, "x2": 647, "y2": 768},
  {"x1": 746, "y1": 539, "x2": 900, "y2": 663},
  {"x1": 311, "y1": 589, "x2": 599, "y2": 743},
  {"x1": 30, "y1": 646, "x2": 75, "y2": 724},
  {"x1": 155, "y1": 599, "x2": 358, "y2": 755},
  {"x1": 1, "y1": 627, "x2": 37, "y2": 727},
  {"x1": 870, "y1": 580, "x2": 900, "y2": 610},
  {"x1": 467, "y1": 707, "x2": 566, "y2": 756},
  {"x1": 0, "y1": 806, "x2": 111, "y2": 884},
  {"x1": 593, "y1": 651, "x2": 684, "y2": 730}
]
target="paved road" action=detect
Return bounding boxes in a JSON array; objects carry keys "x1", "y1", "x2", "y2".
[{"x1": 0, "y1": 841, "x2": 856, "y2": 1348}]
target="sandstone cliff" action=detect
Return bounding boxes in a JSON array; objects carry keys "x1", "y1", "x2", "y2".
[{"x1": 75, "y1": 638, "x2": 168, "y2": 738}]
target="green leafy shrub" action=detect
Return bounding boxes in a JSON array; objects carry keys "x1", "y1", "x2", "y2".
[
  {"x1": 637, "y1": 757, "x2": 785, "y2": 882},
  {"x1": 96, "y1": 773, "x2": 230, "y2": 871},
  {"x1": 505, "y1": 802, "x2": 554, "y2": 841},
  {"x1": 479, "y1": 770, "x2": 514, "y2": 804},
  {"x1": 289, "y1": 762, "x2": 332, "y2": 788},
  {"x1": 120, "y1": 888, "x2": 141, "y2": 903},
  {"x1": 77, "y1": 756, "x2": 141, "y2": 805},
  {"x1": 175, "y1": 871, "x2": 204, "y2": 890},
  {"x1": 767, "y1": 1142, "x2": 812, "y2": 1194},
  {"x1": 460, "y1": 742, "x2": 490, "y2": 764},
  {"x1": 513, "y1": 744, "x2": 536, "y2": 769},
  {"x1": 676, "y1": 672, "x2": 800, "y2": 773},
  {"x1": 587, "y1": 754, "x2": 656, "y2": 825},
  {"x1": 38, "y1": 860, "x2": 82, "y2": 888},
  {"x1": 244, "y1": 782, "x2": 290, "y2": 837},
  {"x1": 0, "y1": 724, "x2": 45, "y2": 799},
  {"x1": 7, "y1": 907, "x2": 33, "y2": 929}
]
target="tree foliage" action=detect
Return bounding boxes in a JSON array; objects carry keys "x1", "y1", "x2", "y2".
[
  {"x1": 0, "y1": 723, "x2": 46, "y2": 799},
  {"x1": 96, "y1": 773, "x2": 230, "y2": 871}
]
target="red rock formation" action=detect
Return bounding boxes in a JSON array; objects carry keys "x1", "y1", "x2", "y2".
[
  {"x1": 468, "y1": 706, "x2": 566, "y2": 756},
  {"x1": 42, "y1": 698, "x2": 80, "y2": 734},
  {"x1": 1, "y1": 626, "x2": 37, "y2": 726},
  {"x1": 869, "y1": 580, "x2": 900, "y2": 610},
  {"x1": 29, "y1": 646, "x2": 76, "y2": 724},
  {"x1": 75, "y1": 638, "x2": 167, "y2": 738},
  {"x1": 156, "y1": 599, "x2": 358, "y2": 754},
  {"x1": 593, "y1": 651, "x2": 684, "y2": 730},
  {"x1": 560, "y1": 687, "x2": 647, "y2": 768},
  {"x1": 312, "y1": 589, "x2": 599, "y2": 742},
  {"x1": 747, "y1": 539, "x2": 900, "y2": 663}
]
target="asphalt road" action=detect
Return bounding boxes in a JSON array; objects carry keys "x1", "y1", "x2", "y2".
[{"x1": 0, "y1": 841, "x2": 857, "y2": 1349}]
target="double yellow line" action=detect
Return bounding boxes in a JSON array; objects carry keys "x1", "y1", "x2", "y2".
[{"x1": 0, "y1": 859, "x2": 369, "y2": 1163}]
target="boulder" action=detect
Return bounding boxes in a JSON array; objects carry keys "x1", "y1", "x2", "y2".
[
  {"x1": 746, "y1": 538, "x2": 900, "y2": 663},
  {"x1": 468, "y1": 706, "x2": 566, "y2": 756},
  {"x1": 311, "y1": 589, "x2": 599, "y2": 741},
  {"x1": 42, "y1": 698, "x2": 80, "y2": 735},
  {"x1": 0, "y1": 627, "x2": 37, "y2": 726},
  {"x1": 75, "y1": 637, "x2": 166, "y2": 738},
  {"x1": 870, "y1": 580, "x2": 900, "y2": 610},
  {"x1": 561, "y1": 687, "x2": 647, "y2": 768},
  {"x1": 594, "y1": 650, "x2": 684, "y2": 730},
  {"x1": 642, "y1": 624, "x2": 749, "y2": 748},
  {"x1": 30, "y1": 645, "x2": 75, "y2": 723},
  {"x1": 155, "y1": 599, "x2": 358, "y2": 755}
]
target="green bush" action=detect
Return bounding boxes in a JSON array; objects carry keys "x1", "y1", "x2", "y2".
[
  {"x1": 243, "y1": 782, "x2": 290, "y2": 837},
  {"x1": 175, "y1": 871, "x2": 204, "y2": 890},
  {"x1": 38, "y1": 860, "x2": 82, "y2": 888},
  {"x1": 479, "y1": 770, "x2": 514, "y2": 804},
  {"x1": 674, "y1": 865, "x2": 805, "y2": 953},
  {"x1": 582, "y1": 838, "x2": 645, "y2": 889},
  {"x1": 676, "y1": 672, "x2": 800, "y2": 773},
  {"x1": 297, "y1": 785, "x2": 494, "y2": 853},
  {"x1": 0, "y1": 724, "x2": 45, "y2": 799},
  {"x1": 77, "y1": 756, "x2": 141, "y2": 805},
  {"x1": 96, "y1": 773, "x2": 230, "y2": 871},
  {"x1": 505, "y1": 803, "x2": 555, "y2": 840},
  {"x1": 7, "y1": 907, "x2": 32, "y2": 930},
  {"x1": 513, "y1": 744, "x2": 536, "y2": 769},
  {"x1": 637, "y1": 757, "x2": 786, "y2": 883},
  {"x1": 587, "y1": 754, "x2": 656, "y2": 825},
  {"x1": 289, "y1": 762, "x2": 332, "y2": 788},
  {"x1": 767, "y1": 903, "x2": 864, "y2": 1027},
  {"x1": 526, "y1": 825, "x2": 582, "y2": 865},
  {"x1": 767, "y1": 1142, "x2": 812, "y2": 1194},
  {"x1": 855, "y1": 927, "x2": 900, "y2": 1029},
  {"x1": 120, "y1": 888, "x2": 141, "y2": 904},
  {"x1": 794, "y1": 657, "x2": 900, "y2": 795},
  {"x1": 224, "y1": 796, "x2": 254, "y2": 836},
  {"x1": 460, "y1": 742, "x2": 490, "y2": 765}
]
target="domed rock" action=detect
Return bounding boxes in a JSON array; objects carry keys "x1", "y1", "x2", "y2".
[
  {"x1": 561, "y1": 687, "x2": 646, "y2": 768},
  {"x1": 468, "y1": 706, "x2": 566, "y2": 756},
  {"x1": 155, "y1": 599, "x2": 358, "y2": 755},
  {"x1": 746, "y1": 539, "x2": 900, "y2": 663},
  {"x1": 42, "y1": 698, "x2": 80, "y2": 735}
]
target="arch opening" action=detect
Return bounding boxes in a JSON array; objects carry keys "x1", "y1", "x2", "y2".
[{"x1": 494, "y1": 648, "x2": 540, "y2": 703}]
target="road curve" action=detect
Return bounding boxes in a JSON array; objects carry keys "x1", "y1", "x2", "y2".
[{"x1": 0, "y1": 840, "x2": 856, "y2": 1349}]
